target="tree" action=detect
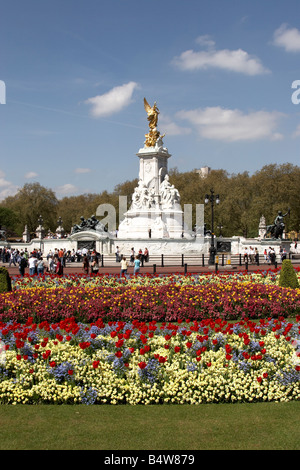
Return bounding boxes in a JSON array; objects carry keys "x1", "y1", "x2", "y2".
[
  {"x1": 251, "y1": 164, "x2": 300, "y2": 234},
  {"x1": 2, "y1": 183, "x2": 58, "y2": 236},
  {"x1": 0, "y1": 206, "x2": 18, "y2": 236},
  {"x1": 220, "y1": 172, "x2": 254, "y2": 237},
  {"x1": 1, "y1": 162, "x2": 299, "y2": 239}
]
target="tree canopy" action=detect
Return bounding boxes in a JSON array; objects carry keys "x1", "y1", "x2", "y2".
[{"x1": 0, "y1": 164, "x2": 299, "y2": 238}]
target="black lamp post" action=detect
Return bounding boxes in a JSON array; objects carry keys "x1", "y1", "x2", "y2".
[{"x1": 205, "y1": 189, "x2": 220, "y2": 265}]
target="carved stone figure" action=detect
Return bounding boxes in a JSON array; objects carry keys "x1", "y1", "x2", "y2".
[
  {"x1": 71, "y1": 215, "x2": 107, "y2": 234},
  {"x1": 258, "y1": 215, "x2": 267, "y2": 238},
  {"x1": 266, "y1": 209, "x2": 290, "y2": 239},
  {"x1": 131, "y1": 180, "x2": 155, "y2": 210},
  {"x1": 71, "y1": 216, "x2": 87, "y2": 233},
  {"x1": 160, "y1": 175, "x2": 181, "y2": 209}
]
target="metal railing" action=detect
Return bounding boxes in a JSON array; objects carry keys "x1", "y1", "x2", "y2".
[{"x1": 65, "y1": 252, "x2": 298, "y2": 272}]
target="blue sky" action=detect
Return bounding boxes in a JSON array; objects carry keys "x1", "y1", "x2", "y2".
[{"x1": 1, "y1": 0, "x2": 300, "y2": 200}]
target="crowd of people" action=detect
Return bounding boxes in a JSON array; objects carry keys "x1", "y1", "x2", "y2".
[
  {"x1": 0, "y1": 247, "x2": 65, "y2": 277},
  {"x1": 115, "y1": 246, "x2": 149, "y2": 277},
  {"x1": 263, "y1": 246, "x2": 288, "y2": 264},
  {"x1": 0, "y1": 245, "x2": 150, "y2": 277},
  {"x1": 242, "y1": 245, "x2": 288, "y2": 265},
  {"x1": 242, "y1": 246, "x2": 260, "y2": 264},
  {"x1": 115, "y1": 246, "x2": 149, "y2": 264},
  {"x1": 0, "y1": 241, "x2": 296, "y2": 277}
]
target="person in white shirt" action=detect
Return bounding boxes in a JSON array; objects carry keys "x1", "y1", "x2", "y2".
[
  {"x1": 37, "y1": 257, "x2": 45, "y2": 276},
  {"x1": 249, "y1": 246, "x2": 254, "y2": 264},
  {"x1": 120, "y1": 257, "x2": 128, "y2": 278},
  {"x1": 28, "y1": 254, "x2": 38, "y2": 276}
]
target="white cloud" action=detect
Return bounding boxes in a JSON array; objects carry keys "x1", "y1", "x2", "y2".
[
  {"x1": 273, "y1": 24, "x2": 300, "y2": 52},
  {"x1": 25, "y1": 171, "x2": 38, "y2": 179},
  {"x1": 0, "y1": 187, "x2": 18, "y2": 200},
  {"x1": 195, "y1": 35, "x2": 215, "y2": 48},
  {"x1": 172, "y1": 40, "x2": 270, "y2": 75},
  {"x1": 84, "y1": 81, "x2": 139, "y2": 118},
  {"x1": 0, "y1": 170, "x2": 18, "y2": 200},
  {"x1": 55, "y1": 184, "x2": 78, "y2": 197},
  {"x1": 74, "y1": 168, "x2": 91, "y2": 174},
  {"x1": 177, "y1": 107, "x2": 284, "y2": 142}
]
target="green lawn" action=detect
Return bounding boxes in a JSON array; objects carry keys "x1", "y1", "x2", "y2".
[{"x1": 0, "y1": 402, "x2": 299, "y2": 450}]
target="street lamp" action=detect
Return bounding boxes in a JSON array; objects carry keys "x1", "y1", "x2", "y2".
[{"x1": 204, "y1": 189, "x2": 220, "y2": 265}]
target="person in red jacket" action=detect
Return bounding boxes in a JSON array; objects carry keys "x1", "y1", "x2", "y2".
[{"x1": 55, "y1": 255, "x2": 63, "y2": 276}]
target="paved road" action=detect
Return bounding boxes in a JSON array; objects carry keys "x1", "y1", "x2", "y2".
[{"x1": 3, "y1": 260, "x2": 299, "y2": 278}]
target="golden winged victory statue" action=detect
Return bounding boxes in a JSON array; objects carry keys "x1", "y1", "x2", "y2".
[{"x1": 144, "y1": 98, "x2": 164, "y2": 147}]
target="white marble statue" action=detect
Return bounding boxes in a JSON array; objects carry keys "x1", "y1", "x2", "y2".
[{"x1": 160, "y1": 175, "x2": 181, "y2": 209}]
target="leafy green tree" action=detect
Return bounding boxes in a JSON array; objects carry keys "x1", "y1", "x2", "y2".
[
  {"x1": 1, "y1": 162, "x2": 299, "y2": 239},
  {"x1": 2, "y1": 183, "x2": 58, "y2": 236},
  {"x1": 251, "y1": 164, "x2": 300, "y2": 234},
  {"x1": 0, "y1": 206, "x2": 18, "y2": 236},
  {"x1": 219, "y1": 172, "x2": 254, "y2": 237}
]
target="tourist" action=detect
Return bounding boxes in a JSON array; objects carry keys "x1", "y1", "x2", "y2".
[
  {"x1": 249, "y1": 246, "x2": 254, "y2": 263},
  {"x1": 55, "y1": 255, "x2": 63, "y2": 276},
  {"x1": 1, "y1": 248, "x2": 7, "y2": 263},
  {"x1": 243, "y1": 247, "x2": 248, "y2": 263},
  {"x1": 82, "y1": 255, "x2": 89, "y2": 274},
  {"x1": 76, "y1": 249, "x2": 82, "y2": 262},
  {"x1": 134, "y1": 255, "x2": 141, "y2": 275},
  {"x1": 268, "y1": 247, "x2": 276, "y2": 264},
  {"x1": 90, "y1": 256, "x2": 99, "y2": 274},
  {"x1": 281, "y1": 247, "x2": 287, "y2": 261},
  {"x1": 9, "y1": 249, "x2": 17, "y2": 267},
  {"x1": 120, "y1": 256, "x2": 128, "y2": 278},
  {"x1": 82, "y1": 247, "x2": 88, "y2": 257},
  {"x1": 18, "y1": 252, "x2": 28, "y2": 277},
  {"x1": 37, "y1": 257, "x2": 45, "y2": 276},
  {"x1": 130, "y1": 248, "x2": 135, "y2": 266},
  {"x1": 144, "y1": 247, "x2": 149, "y2": 262},
  {"x1": 47, "y1": 255, "x2": 55, "y2": 273},
  {"x1": 28, "y1": 253, "x2": 38, "y2": 276},
  {"x1": 115, "y1": 246, "x2": 121, "y2": 262},
  {"x1": 58, "y1": 248, "x2": 64, "y2": 267}
]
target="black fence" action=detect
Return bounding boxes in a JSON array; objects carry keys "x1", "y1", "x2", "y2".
[{"x1": 68, "y1": 252, "x2": 299, "y2": 274}]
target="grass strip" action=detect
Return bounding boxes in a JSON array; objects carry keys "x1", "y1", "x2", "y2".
[{"x1": 0, "y1": 402, "x2": 299, "y2": 450}]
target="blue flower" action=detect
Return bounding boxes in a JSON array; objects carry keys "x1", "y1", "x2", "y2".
[
  {"x1": 80, "y1": 386, "x2": 98, "y2": 405},
  {"x1": 138, "y1": 358, "x2": 160, "y2": 385},
  {"x1": 49, "y1": 361, "x2": 75, "y2": 382}
]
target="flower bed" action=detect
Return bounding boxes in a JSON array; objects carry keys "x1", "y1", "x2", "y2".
[
  {"x1": 1, "y1": 280, "x2": 300, "y2": 324},
  {"x1": 11, "y1": 268, "x2": 300, "y2": 290},
  {"x1": 0, "y1": 316, "x2": 299, "y2": 404},
  {"x1": 1, "y1": 271, "x2": 299, "y2": 405}
]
